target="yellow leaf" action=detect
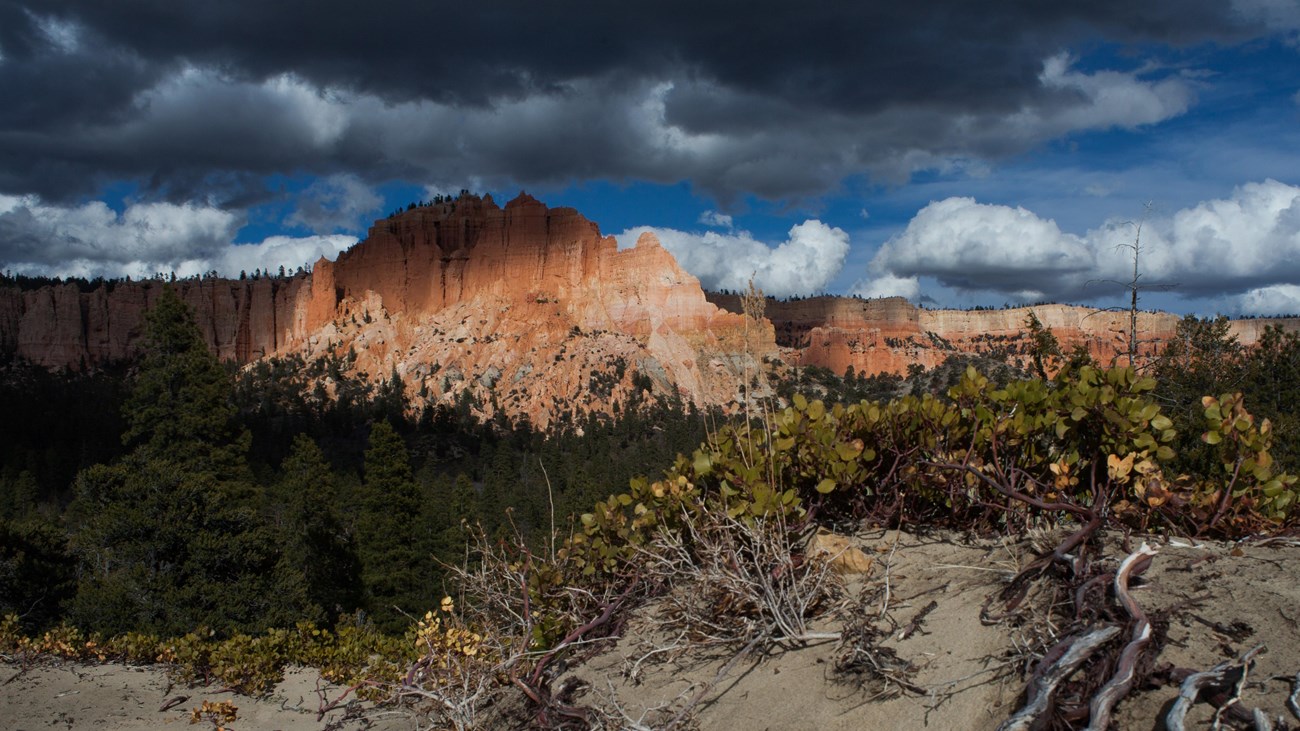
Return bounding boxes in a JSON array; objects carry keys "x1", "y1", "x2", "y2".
[{"x1": 1107, "y1": 453, "x2": 1135, "y2": 483}]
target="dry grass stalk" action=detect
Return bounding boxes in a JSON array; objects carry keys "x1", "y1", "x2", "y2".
[
  {"x1": 640, "y1": 507, "x2": 844, "y2": 648},
  {"x1": 832, "y1": 621, "x2": 920, "y2": 698},
  {"x1": 590, "y1": 677, "x2": 700, "y2": 731},
  {"x1": 396, "y1": 649, "x2": 501, "y2": 731}
]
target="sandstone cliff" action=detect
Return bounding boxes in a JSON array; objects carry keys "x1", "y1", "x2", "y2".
[
  {"x1": 3, "y1": 277, "x2": 312, "y2": 369},
  {"x1": 707, "y1": 294, "x2": 1300, "y2": 376},
  {"x1": 292, "y1": 193, "x2": 775, "y2": 424},
  {"x1": 0, "y1": 194, "x2": 774, "y2": 426}
]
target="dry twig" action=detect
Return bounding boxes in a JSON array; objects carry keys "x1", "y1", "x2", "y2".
[
  {"x1": 1288, "y1": 671, "x2": 1300, "y2": 722},
  {"x1": 641, "y1": 508, "x2": 844, "y2": 647}
]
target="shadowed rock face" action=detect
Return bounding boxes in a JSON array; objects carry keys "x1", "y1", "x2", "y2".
[
  {"x1": 3, "y1": 276, "x2": 312, "y2": 367},
  {"x1": 0, "y1": 193, "x2": 774, "y2": 426}
]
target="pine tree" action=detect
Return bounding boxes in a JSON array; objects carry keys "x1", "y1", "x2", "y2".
[
  {"x1": 0, "y1": 514, "x2": 75, "y2": 632},
  {"x1": 66, "y1": 287, "x2": 304, "y2": 636},
  {"x1": 372, "y1": 366, "x2": 409, "y2": 426},
  {"x1": 355, "y1": 420, "x2": 430, "y2": 633},
  {"x1": 426, "y1": 472, "x2": 479, "y2": 562},
  {"x1": 121, "y1": 286, "x2": 250, "y2": 482},
  {"x1": 67, "y1": 462, "x2": 298, "y2": 636},
  {"x1": 1244, "y1": 326, "x2": 1300, "y2": 471},
  {"x1": 1025, "y1": 311, "x2": 1062, "y2": 380},
  {"x1": 271, "y1": 434, "x2": 363, "y2": 623},
  {"x1": 479, "y1": 446, "x2": 514, "y2": 534},
  {"x1": 0, "y1": 468, "x2": 40, "y2": 521}
]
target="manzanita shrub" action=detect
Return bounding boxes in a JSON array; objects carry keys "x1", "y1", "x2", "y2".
[
  {"x1": 1196, "y1": 392, "x2": 1297, "y2": 529},
  {"x1": 561, "y1": 364, "x2": 1297, "y2": 595}
]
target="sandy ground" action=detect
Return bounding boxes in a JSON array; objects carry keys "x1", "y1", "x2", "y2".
[
  {"x1": 561, "y1": 529, "x2": 1300, "y2": 730},
  {"x1": 0, "y1": 663, "x2": 415, "y2": 731},
  {"x1": 4, "y1": 530, "x2": 1298, "y2": 730}
]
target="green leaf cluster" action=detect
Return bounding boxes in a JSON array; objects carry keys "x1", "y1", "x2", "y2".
[{"x1": 1200, "y1": 392, "x2": 1298, "y2": 523}]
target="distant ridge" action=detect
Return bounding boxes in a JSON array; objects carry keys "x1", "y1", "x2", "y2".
[{"x1": 706, "y1": 293, "x2": 1300, "y2": 375}]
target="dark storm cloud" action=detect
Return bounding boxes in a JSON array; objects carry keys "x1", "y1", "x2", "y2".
[
  {"x1": 27, "y1": 1, "x2": 1265, "y2": 107},
  {"x1": 0, "y1": 0, "x2": 1292, "y2": 204}
]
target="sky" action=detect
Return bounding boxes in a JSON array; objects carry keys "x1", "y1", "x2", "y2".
[{"x1": 2, "y1": 1, "x2": 1299, "y2": 315}]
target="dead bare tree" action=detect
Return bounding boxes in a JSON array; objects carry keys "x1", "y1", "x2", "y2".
[
  {"x1": 1085, "y1": 201, "x2": 1176, "y2": 368},
  {"x1": 739, "y1": 274, "x2": 771, "y2": 417}
]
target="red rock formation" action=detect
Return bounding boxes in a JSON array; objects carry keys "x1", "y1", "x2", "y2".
[
  {"x1": 707, "y1": 294, "x2": 1300, "y2": 376},
  {"x1": 290, "y1": 193, "x2": 774, "y2": 424},
  {"x1": 4, "y1": 277, "x2": 313, "y2": 369},
  {"x1": 0, "y1": 194, "x2": 773, "y2": 426},
  {"x1": 4, "y1": 193, "x2": 1298, "y2": 426}
]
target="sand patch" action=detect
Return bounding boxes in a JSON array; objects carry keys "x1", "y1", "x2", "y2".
[{"x1": 4, "y1": 532, "x2": 1298, "y2": 730}]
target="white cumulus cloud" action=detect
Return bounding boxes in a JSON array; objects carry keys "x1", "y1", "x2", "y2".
[
  {"x1": 851, "y1": 274, "x2": 920, "y2": 300},
  {"x1": 616, "y1": 220, "x2": 850, "y2": 298},
  {"x1": 286, "y1": 173, "x2": 383, "y2": 234},
  {"x1": 697, "y1": 210, "x2": 733, "y2": 229},
  {"x1": 0, "y1": 194, "x2": 239, "y2": 269},
  {"x1": 865, "y1": 196, "x2": 1093, "y2": 295},
  {"x1": 1235, "y1": 284, "x2": 1300, "y2": 315},
  {"x1": 199, "y1": 235, "x2": 356, "y2": 279},
  {"x1": 0, "y1": 194, "x2": 354, "y2": 280},
  {"x1": 858, "y1": 179, "x2": 1300, "y2": 314},
  {"x1": 1026, "y1": 53, "x2": 1194, "y2": 135}
]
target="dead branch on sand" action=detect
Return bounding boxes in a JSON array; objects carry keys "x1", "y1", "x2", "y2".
[
  {"x1": 998, "y1": 625, "x2": 1121, "y2": 731},
  {"x1": 1085, "y1": 542, "x2": 1157, "y2": 731},
  {"x1": 924, "y1": 459, "x2": 1177, "y2": 730},
  {"x1": 1166, "y1": 644, "x2": 1270, "y2": 731},
  {"x1": 638, "y1": 508, "x2": 845, "y2": 647}
]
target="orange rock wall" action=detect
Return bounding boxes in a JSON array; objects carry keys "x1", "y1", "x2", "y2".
[
  {"x1": 0, "y1": 194, "x2": 773, "y2": 425},
  {"x1": 2, "y1": 277, "x2": 313, "y2": 369},
  {"x1": 290, "y1": 193, "x2": 775, "y2": 424},
  {"x1": 707, "y1": 294, "x2": 1300, "y2": 377}
]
